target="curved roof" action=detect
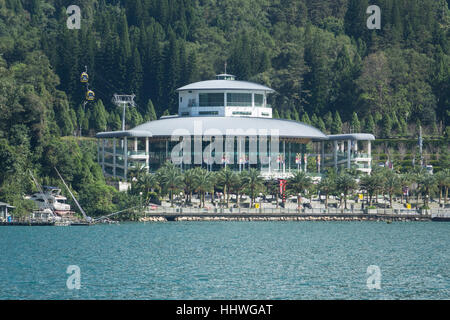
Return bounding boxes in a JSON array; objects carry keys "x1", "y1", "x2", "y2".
[
  {"x1": 96, "y1": 117, "x2": 328, "y2": 140},
  {"x1": 327, "y1": 133, "x2": 375, "y2": 141},
  {"x1": 176, "y1": 80, "x2": 274, "y2": 92}
]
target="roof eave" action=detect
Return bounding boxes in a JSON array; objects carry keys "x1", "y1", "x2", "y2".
[{"x1": 96, "y1": 130, "x2": 153, "y2": 138}]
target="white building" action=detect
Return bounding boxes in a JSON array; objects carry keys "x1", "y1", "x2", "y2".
[
  {"x1": 177, "y1": 74, "x2": 273, "y2": 118},
  {"x1": 96, "y1": 74, "x2": 375, "y2": 181}
]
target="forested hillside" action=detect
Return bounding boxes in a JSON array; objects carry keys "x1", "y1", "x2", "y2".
[
  {"x1": 0, "y1": 0, "x2": 449, "y2": 215},
  {"x1": 2, "y1": 0, "x2": 449, "y2": 135}
]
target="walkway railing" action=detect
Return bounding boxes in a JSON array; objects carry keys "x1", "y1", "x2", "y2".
[{"x1": 142, "y1": 206, "x2": 448, "y2": 216}]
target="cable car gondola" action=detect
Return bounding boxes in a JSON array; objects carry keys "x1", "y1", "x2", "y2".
[
  {"x1": 86, "y1": 90, "x2": 95, "y2": 101},
  {"x1": 80, "y1": 72, "x2": 89, "y2": 83}
]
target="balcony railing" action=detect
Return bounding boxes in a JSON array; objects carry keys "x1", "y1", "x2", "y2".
[
  {"x1": 353, "y1": 163, "x2": 371, "y2": 169},
  {"x1": 336, "y1": 152, "x2": 370, "y2": 159},
  {"x1": 103, "y1": 148, "x2": 148, "y2": 156},
  {"x1": 129, "y1": 151, "x2": 148, "y2": 156},
  {"x1": 186, "y1": 104, "x2": 271, "y2": 108}
]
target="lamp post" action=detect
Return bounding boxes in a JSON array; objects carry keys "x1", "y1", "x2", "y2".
[{"x1": 139, "y1": 192, "x2": 143, "y2": 220}]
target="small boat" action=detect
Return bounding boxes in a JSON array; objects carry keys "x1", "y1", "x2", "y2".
[{"x1": 25, "y1": 186, "x2": 75, "y2": 218}]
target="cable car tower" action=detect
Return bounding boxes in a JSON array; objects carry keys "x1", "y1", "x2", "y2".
[{"x1": 112, "y1": 94, "x2": 136, "y2": 131}]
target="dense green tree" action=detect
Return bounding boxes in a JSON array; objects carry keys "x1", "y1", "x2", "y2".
[
  {"x1": 365, "y1": 114, "x2": 375, "y2": 134},
  {"x1": 91, "y1": 99, "x2": 108, "y2": 132},
  {"x1": 301, "y1": 112, "x2": 311, "y2": 125},
  {"x1": 331, "y1": 111, "x2": 343, "y2": 134},
  {"x1": 350, "y1": 112, "x2": 361, "y2": 133},
  {"x1": 324, "y1": 111, "x2": 333, "y2": 133},
  {"x1": 344, "y1": 0, "x2": 369, "y2": 41},
  {"x1": 0, "y1": 0, "x2": 448, "y2": 219},
  {"x1": 381, "y1": 114, "x2": 392, "y2": 138},
  {"x1": 143, "y1": 99, "x2": 157, "y2": 121}
]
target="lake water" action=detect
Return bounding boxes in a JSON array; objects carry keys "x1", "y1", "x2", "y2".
[{"x1": 0, "y1": 221, "x2": 448, "y2": 299}]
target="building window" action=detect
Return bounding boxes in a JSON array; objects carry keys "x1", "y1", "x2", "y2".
[
  {"x1": 199, "y1": 111, "x2": 219, "y2": 115},
  {"x1": 180, "y1": 97, "x2": 183, "y2": 102},
  {"x1": 181, "y1": 112, "x2": 190, "y2": 116},
  {"x1": 232, "y1": 111, "x2": 252, "y2": 116},
  {"x1": 261, "y1": 112, "x2": 270, "y2": 116},
  {"x1": 199, "y1": 93, "x2": 224, "y2": 107},
  {"x1": 254, "y1": 94, "x2": 263, "y2": 106},
  {"x1": 226, "y1": 93, "x2": 252, "y2": 106}
]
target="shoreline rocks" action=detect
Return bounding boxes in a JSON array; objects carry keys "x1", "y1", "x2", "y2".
[
  {"x1": 138, "y1": 215, "x2": 429, "y2": 222},
  {"x1": 139, "y1": 216, "x2": 168, "y2": 222}
]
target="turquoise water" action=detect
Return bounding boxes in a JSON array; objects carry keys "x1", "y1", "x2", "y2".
[{"x1": 0, "y1": 221, "x2": 448, "y2": 299}]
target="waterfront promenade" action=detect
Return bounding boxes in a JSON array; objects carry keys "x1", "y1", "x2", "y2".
[
  {"x1": 2, "y1": 204, "x2": 449, "y2": 225},
  {"x1": 139, "y1": 207, "x2": 450, "y2": 222}
]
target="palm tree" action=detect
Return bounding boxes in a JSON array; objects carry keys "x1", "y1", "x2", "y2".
[
  {"x1": 335, "y1": 173, "x2": 357, "y2": 209},
  {"x1": 418, "y1": 173, "x2": 436, "y2": 208},
  {"x1": 241, "y1": 168, "x2": 265, "y2": 208},
  {"x1": 411, "y1": 167, "x2": 426, "y2": 207},
  {"x1": 266, "y1": 179, "x2": 281, "y2": 209},
  {"x1": 157, "y1": 162, "x2": 184, "y2": 207},
  {"x1": 318, "y1": 176, "x2": 335, "y2": 208},
  {"x1": 359, "y1": 174, "x2": 373, "y2": 206},
  {"x1": 435, "y1": 169, "x2": 449, "y2": 206},
  {"x1": 360, "y1": 169, "x2": 384, "y2": 206},
  {"x1": 129, "y1": 162, "x2": 147, "y2": 182},
  {"x1": 137, "y1": 172, "x2": 159, "y2": 205},
  {"x1": 217, "y1": 168, "x2": 235, "y2": 208},
  {"x1": 287, "y1": 171, "x2": 312, "y2": 209},
  {"x1": 445, "y1": 171, "x2": 450, "y2": 205},
  {"x1": 209, "y1": 171, "x2": 218, "y2": 205},
  {"x1": 230, "y1": 172, "x2": 245, "y2": 208},
  {"x1": 399, "y1": 173, "x2": 412, "y2": 204},
  {"x1": 383, "y1": 170, "x2": 401, "y2": 208},
  {"x1": 193, "y1": 168, "x2": 215, "y2": 208},
  {"x1": 183, "y1": 168, "x2": 197, "y2": 205}
]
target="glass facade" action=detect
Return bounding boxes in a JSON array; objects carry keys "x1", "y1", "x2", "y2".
[
  {"x1": 199, "y1": 93, "x2": 224, "y2": 107},
  {"x1": 100, "y1": 136, "x2": 320, "y2": 178},
  {"x1": 254, "y1": 94, "x2": 263, "y2": 106},
  {"x1": 226, "y1": 93, "x2": 252, "y2": 106},
  {"x1": 142, "y1": 137, "x2": 311, "y2": 173}
]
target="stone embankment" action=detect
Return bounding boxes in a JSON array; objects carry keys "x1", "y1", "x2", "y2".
[
  {"x1": 139, "y1": 216, "x2": 168, "y2": 222},
  {"x1": 139, "y1": 215, "x2": 430, "y2": 222}
]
